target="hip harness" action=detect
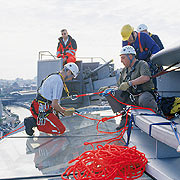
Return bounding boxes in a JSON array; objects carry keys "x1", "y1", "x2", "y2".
[{"x1": 31, "y1": 72, "x2": 70, "y2": 125}]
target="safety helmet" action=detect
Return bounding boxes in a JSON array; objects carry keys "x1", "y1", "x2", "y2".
[
  {"x1": 120, "y1": 45, "x2": 136, "y2": 56},
  {"x1": 137, "y1": 24, "x2": 148, "y2": 32},
  {"x1": 121, "y1": 24, "x2": 134, "y2": 41},
  {"x1": 64, "y1": 63, "x2": 79, "y2": 78}
]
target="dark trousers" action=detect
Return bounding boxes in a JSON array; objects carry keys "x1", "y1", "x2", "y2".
[{"x1": 105, "y1": 90, "x2": 158, "y2": 113}]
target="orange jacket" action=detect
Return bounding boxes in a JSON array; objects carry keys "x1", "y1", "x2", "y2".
[{"x1": 57, "y1": 35, "x2": 77, "y2": 62}]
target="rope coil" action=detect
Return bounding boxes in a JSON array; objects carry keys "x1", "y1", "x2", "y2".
[{"x1": 61, "y1": 144, "x2": 148, "y2": 180}]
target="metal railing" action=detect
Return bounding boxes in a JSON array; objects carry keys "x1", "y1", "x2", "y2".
[
  {"x1": 38, "y1": 51, "x2": 107, "y2": 63},
  {"x1": 38, "y1": 51, "x2": 56, "y2": 60}
]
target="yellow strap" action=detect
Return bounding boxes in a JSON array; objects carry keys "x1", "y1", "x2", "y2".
[
  {"x1": 58, "y1": 73, "x2": 70, "y2": 97},
  {"x1": 37, "y1": 100, "x2": 46, "y2": 104}
]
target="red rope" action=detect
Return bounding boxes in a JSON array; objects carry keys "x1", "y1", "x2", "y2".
[
  {"x1": 74, "y1": 92, "x2": 155, "y2": 145},
  {"x1": 61, "y1": 91, "x2": 154, "y2": 179},
  {"x1": 0, "y1": 125, "x2": 24, "y2": 140},
  {"x1": 75, "y1": 91, "x2": 103, "y2": 98},
  {"x1": 61, "y1": 144, "x2": 148, "y2": 180}
]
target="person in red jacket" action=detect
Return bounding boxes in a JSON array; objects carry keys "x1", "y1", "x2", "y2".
[{"x1": 57, "y1": 29, "x2": 77, "y2": 65}]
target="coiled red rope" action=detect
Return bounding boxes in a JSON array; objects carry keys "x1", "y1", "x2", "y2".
[
  {"x1": 61, "y1": 91, "x2": 154, "y2": 179},
  {"x1": 61, "y1": 144, "x2": 148, "y2": 180}
]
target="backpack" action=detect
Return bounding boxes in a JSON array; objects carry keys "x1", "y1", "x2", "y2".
[{"x1": 159, "y1": 97, "x2": 180, "y2": 119}]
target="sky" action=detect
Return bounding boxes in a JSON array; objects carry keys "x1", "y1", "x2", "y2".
[{"x1": 1, "y1": 0, "x2": 180, "y2": 80}]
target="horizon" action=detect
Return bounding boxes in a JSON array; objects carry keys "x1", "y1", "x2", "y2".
[{"x1": 1, "y1": 0, "x2": 180, "y2": 80}]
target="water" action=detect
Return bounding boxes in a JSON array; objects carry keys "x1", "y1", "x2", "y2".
[{"x1": 6, "y1": 105, "x2": 31, "y2": 121}]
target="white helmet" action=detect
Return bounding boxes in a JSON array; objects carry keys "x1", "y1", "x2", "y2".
[
  {"x1": 120, "y1": 45, "x2": 136, "y2": 56},
  {"x1": 137, "y1": 24, "x2": 148, "y2": 32},
  {"x1": 64, "y1": 63, "x2": 79, "y2": 78}
]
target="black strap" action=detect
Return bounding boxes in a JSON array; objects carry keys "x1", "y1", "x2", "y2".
[
  {"x1": 31, "y1": 102, "x2": 38, "y2": 116},
  {"x1": 36, "y1": 93, "x2": 52, "y2": 104},
  {"x1": 37, "y1": 72, "x2": 59, "y2": 92},
  {"x1": 124, "y1": 60, "x2": 139, "y2": 82}
]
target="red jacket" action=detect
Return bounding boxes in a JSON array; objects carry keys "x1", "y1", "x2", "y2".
[{"x1": 57, "y1": 35, "x2": 77, "y2": 63}]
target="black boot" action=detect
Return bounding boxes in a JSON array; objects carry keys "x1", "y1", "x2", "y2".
[
  {"x1": 24, "y1": 116, "x2": 37, "y2": 136},
  {"x1": 116, "y1": 115, "x2": 131, "y2": 130}
]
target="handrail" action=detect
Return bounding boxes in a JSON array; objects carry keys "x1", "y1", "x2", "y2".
[
  {"x1": 38, "y1": 51, "x2": 56, "y2": 60},
  {"x1": 38, "y1": 51, "x2": 107, "y2": 63},
  {"x1": 76, "y1": 57, "x2": 107, "y2": 63}
]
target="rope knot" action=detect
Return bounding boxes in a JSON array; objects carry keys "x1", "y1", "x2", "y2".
[{"x1": 101, "y1": 117, "x2": 108, "y2": 122}]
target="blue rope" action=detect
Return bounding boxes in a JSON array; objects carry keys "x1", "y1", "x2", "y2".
[
  {"x1": 170, "y1": 122, "x2": 180, "y2": 145},
  {"x1": 126, "y1": 114, "x2": 134, "y2": 146},
  {"x1": 149, "y1": 122, "x2": 171, "y2": 136},
  {"x1": 125, "y1": 112, "x2": 180, "y2": 147}
]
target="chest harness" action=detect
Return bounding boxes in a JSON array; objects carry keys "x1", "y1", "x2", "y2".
[
  {"x1": 123, "y1": 60, "x2": 155, "y2": 103},
  {"x1": 31, "y1": 72, "x2": 70, "y2": 125},
  {"x1": 124, "y1": 60, "x2": 142, "y2": 95}
]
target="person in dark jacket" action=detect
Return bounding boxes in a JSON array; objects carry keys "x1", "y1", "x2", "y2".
[
  {"x1": 121, "y1": 24, "x2": 161, "y2": 89},
  {"x1": 57, "y1": 29, "x2": 77, "y2": 65},
  {"x1": 121, "y1": 24, "x2": 160, "y2": 61},
  {"x1": 137, "y1": 24, "x2": 164, "y2": 50}
]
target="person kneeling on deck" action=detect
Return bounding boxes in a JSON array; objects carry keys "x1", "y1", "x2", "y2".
[
  {"x1": 99, "y1": 46, "x2": 158, "y2": 130},
  {"x1": 24, "y1": 63, "x2": 79, "y2": 136}
]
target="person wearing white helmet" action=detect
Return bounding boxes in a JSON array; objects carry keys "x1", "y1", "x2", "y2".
[
  {"x1": 137, "y1": 24, "x2": 148, "y2": 32},
  {"x1": 99, "y1": 46, "x2": 158, "y2": 129},
  {"x1": 64, "y1": 62, "x2": 79, "y2": 78},
  {"x1": 137, "y1": 24, "x2": 164, "y2": 50},
  {"x1": 24, "y1": 62, "x2": 79, "y2": 136},
  {"x1": 121, "y1": 24, "x2": 160, "y2": 61}
]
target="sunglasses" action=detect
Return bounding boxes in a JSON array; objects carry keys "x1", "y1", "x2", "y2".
[{"x1": 62, "y1": 33, "x2": 67, "y2": 35}]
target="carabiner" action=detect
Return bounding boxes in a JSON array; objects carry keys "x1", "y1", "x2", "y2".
[{"x1": 71, "y1": 94, "x2": 78, "y2": 101}]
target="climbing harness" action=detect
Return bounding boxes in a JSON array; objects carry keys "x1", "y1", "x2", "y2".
[
  {"x1": 138, "y1": 32, "x2": 149, "y2": 53},
  {"x1": 38, "y1": 72, "x2": 70, "y2": 98}
]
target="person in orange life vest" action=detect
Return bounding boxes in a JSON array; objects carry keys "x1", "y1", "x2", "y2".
[
  {"x1": 121, "y1": 24, "x2": 160, "y2": 61},
  {"x1": 24, "y1": 63, "x2": 79, "y2": 136},
  {"x1": 137, "y1": 24, "x2": 164, "y2": 50},
  {"x1": 57, "y1": 29, "x2": 77, "y2": 65}
]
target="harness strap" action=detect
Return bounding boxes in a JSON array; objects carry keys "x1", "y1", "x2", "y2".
[
  {"x1": 138, "y1": 33, "x2": 143, "y2": 53},
  {"x1": 31, "y1": 102, "x2": 38, "y2": 116},
  {"x1": 58, "y1": 72, "x2": 70, "y2": 97},
  {"x1": 124, "y1": 60, "x2": 150, "y2": 95},
  {"x1": 125, "y1": 60, "x2": 139, "y2": 81},
  {"x1": 138, "y1": 32, "x2": 148, "y2": 53},
  {"x1": 37, "y1": 72, "x2": 70, "y2": 98},
  {"x1": 36, "y1": 93, "x2": 52, "y2": 104},
  {"x1": 152, "y1": 62, "x2": 180, "y2": 79}
]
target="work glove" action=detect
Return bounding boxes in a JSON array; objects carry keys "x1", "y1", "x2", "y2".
[
  {"x1": 119, "y1": 82, "x2": 130, "y2": 91},
  {"x1": 102, "y1": 88, "x2": 115, "y2": 96},
  {"x1": 64, "y1": 107, "x2": 75, "y2": 116}
]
